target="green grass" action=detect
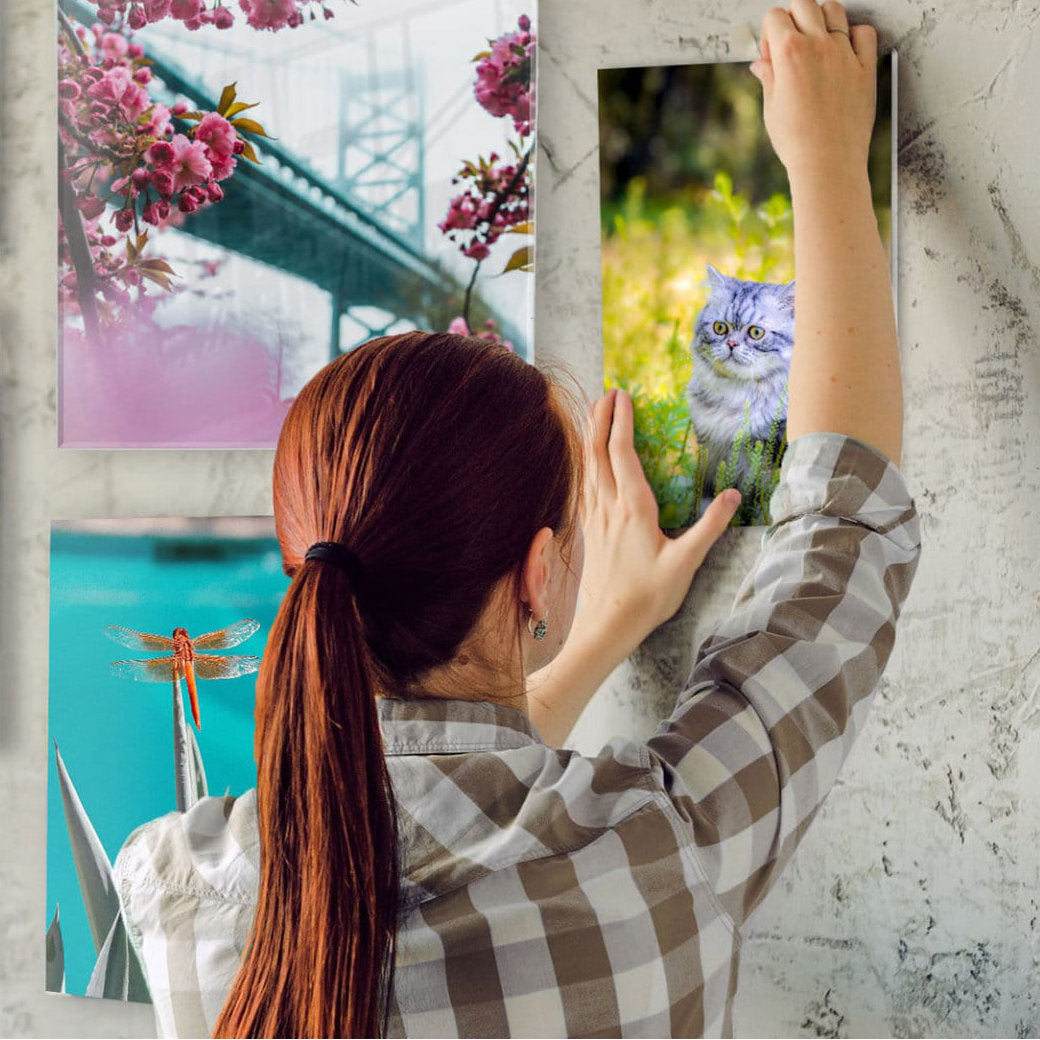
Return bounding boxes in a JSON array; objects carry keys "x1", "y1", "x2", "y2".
[{"x1": 603, "y1": 173, "x2": 795, "y2": 528}]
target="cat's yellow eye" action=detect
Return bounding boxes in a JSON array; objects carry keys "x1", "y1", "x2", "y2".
[
  {"x1": 747, "y1": 325, "x2": 766, "y2": 340},
  {"x1": 712, "y1": 320, "x2": 729, "y2": 336}
]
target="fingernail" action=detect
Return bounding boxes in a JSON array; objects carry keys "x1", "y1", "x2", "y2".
[{"x1": 723, "y1": 489, "x2": 742, "y2": 507}]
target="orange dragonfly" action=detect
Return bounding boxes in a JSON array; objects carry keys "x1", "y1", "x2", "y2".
[{"x1": 105, "y1": 619, "x2": 261, "y2": 730}]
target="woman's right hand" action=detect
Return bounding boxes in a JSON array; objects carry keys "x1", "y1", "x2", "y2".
[{"x1": 750, "y1": 0, "x2": 878, "y2": 181}]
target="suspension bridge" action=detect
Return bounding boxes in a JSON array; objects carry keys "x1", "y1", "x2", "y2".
[{"x1": 62, "y1": 0, "x2": 528, "y2": 355}]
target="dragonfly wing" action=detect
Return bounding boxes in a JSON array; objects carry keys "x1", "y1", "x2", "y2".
[
  {"x1": 191, "y1": 619, "x2": 261, "y2": 651},
  {"x1": 193, "y1": 654, "x2": 262, "y2": 681},
  {"x1": 104, "y1": 625, "x2": 174, "y2": 651},
  {"x1": 109, "y1": 657, "x2": 179, "y2": 683}
]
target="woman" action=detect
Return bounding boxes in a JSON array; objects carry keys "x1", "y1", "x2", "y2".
[{"x1": 114, "y1": 2, "x2": 921, "y2": 1036}]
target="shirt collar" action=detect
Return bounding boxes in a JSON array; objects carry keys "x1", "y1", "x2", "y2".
[{"x1": 376, "y1": 696, "x2": 543, "y2": 755}]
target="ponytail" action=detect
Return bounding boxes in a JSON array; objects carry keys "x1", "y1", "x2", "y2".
[
  {"x1": 214, "y1": 332, "x2": 583, "y2": 1038},
  {"x1": 213, "y1": 563, "x2": 398, "y2": 1038}
]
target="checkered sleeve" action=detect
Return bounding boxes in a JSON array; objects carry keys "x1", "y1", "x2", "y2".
[{"x1": 645, "y1": 432, "x2": 921, "y2": 926}]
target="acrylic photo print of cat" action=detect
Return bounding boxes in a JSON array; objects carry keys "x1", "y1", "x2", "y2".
[
  {"x1": 56, "y1": 0, "x2": 536, "y2": 448},
  {"x1": 598, "y1": 54, "x2": 894, "y2": 527}
]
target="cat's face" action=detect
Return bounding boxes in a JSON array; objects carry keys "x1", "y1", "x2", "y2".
[{"x1": 693, "y1": 266, "x2": 795, "y2": 382}]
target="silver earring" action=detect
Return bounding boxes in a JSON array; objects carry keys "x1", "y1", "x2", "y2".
[{"x1": 528, "y1": 612, "x2": 548, "y2": 641}]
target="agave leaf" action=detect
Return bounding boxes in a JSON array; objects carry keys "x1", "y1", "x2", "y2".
[
  {"x1": 45, "y1": 904, "x2": 65, "y2": 994},
  {"x1": 85, "y1": 912, "x2": 151, "y2": 1003},
  {"x1": 54, "y1": 742, "x2": 120, "y2": 956},
  {"x1": 173, "y1": 676, "x2": 195, "y2": 813},
  {"x1": 188, "y1": 724, "x2": 209, "y2": 803}
]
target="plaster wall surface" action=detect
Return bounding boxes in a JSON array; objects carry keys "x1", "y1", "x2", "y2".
[{"x1": 2, "y1": 0, "x2": 1039, "y2": 1036}]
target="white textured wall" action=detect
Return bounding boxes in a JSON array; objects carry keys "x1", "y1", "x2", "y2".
[{"x1": 2, "y1": 0, "x2": 1039, "y2": 1037}]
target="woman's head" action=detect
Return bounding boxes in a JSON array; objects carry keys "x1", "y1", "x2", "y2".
[
  {"x1": 215, "y1": 331, "x2": 584, "y2": 1039},
  {"x1": 274, "y1": 330, "x2": 584, "y2": 693}
]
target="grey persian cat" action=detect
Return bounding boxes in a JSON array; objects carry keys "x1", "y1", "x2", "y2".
[{"x1": 686, "y1": 265, "x2": 794, "y2": 496}]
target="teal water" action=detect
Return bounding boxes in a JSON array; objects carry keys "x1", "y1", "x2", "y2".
[{"x1": 47, "y1": 523, "x2": 289, "y2": 998}]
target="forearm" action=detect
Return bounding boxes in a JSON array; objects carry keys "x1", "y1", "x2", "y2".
[{"x1": 787, "y1": 167, "x2": 903, "y2": 464}]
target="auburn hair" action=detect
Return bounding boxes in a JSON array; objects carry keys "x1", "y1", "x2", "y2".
[{"x1": 213, "y1": 332, "x2": 583, "y2": 1038}]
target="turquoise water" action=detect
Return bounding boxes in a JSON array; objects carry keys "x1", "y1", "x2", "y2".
[{"x1": 47, "y1": 523, "x2": 289, "y2": 997}]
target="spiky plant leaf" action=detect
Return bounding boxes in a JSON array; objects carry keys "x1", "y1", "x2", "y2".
[
  {"x1": 45, "y1": 904, "x2": 65, "y2": 994},
  {"x1": 54, "y1": 742, "x2": 120, "y2": 956},
  {"x1": 85, "y1": 912, "x2": 150, "y2": 1003}
]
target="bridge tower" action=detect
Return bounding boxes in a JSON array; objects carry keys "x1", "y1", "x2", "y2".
[{"x1": 330, "y1": 39, "x2": 428, "y2": 355}]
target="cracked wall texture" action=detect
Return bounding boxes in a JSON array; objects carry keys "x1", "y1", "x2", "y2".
[{"x1": 2, "y1": 0, "x2": 1039, "y2": 1036}]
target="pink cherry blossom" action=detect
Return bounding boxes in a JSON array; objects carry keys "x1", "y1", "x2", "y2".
[
  {"x1": 87, "y1": 66, "x2": 149, "y2": 121},
  {"x1": 473, "y1": 16, "x2": 535, "y2": 136},
  {"x1": 171, "y1": 0, "x2": 203, "y2": 19},
  {"x1": 77, "y1": 194, "x2": 107, "y2": 220},
  {"x1": 195, "y1": 113, "x2": 236, "y2": 158},
  {"x1": 239, "y1": 0, "x2": 298, "y2": 31},
  {"x1": 142, "y1": 103, "x2": 172, "y2": 139},
  {"x1": 99, "y1": 31, "x2": 130, "y2": 60},
  {"x1": 208, "y1": 153, "x2": 237, "y2": 181},
  {"x1": 146, "y1": 140, "x2": 176, "y2": 168},
  {"x1": 165, "y1": 134, "x2": 213, "y2": 190}
]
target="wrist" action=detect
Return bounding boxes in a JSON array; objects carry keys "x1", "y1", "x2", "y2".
[{"x1": 786, "y1": 161, "x2": 871, "y2": 200}]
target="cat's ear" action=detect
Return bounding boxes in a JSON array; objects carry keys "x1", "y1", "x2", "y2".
[
  {"x1": 778, "y1": 279, "x2": 796, "y2": 312},
  {"x1": 705, "y1": 264, "x2": 728, "y2": 289}
]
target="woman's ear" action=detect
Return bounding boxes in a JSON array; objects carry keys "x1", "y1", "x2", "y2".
[{"x1": 519, "y1": 526, "x2": 555, "y2": 618}]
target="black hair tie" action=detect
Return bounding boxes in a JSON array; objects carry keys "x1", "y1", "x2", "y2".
[{"x1": 305, "y1": 541, "x2": 363, "y2": 583}]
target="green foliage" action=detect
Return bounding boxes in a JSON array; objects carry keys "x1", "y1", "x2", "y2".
[
  {"x1": 707, "y1": 392, "x2": 788, "y2": 527},
  {"x1": 603, "y1": 173, "x2": 793, "y2": 528}
]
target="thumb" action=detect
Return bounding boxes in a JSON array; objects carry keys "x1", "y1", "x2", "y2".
[
  {"x1": 674, "y1": 489, "x2": 742, "y2": 569},
  {"x1": 749, "y1": 58, "x2": 774, "y2": 94}
]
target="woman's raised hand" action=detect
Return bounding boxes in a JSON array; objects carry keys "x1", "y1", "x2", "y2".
[
  {"x1": 750, "y1": 0, "x2": 878, "y2": 181},
  {"x1": 577, "y1": 388, "x2": 740, "y2": 658}
]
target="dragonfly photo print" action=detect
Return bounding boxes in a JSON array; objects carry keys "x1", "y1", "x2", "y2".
[
  {"x1": 46, "y1": 518, "x2": 286, "y2": 1000},
  {"x1": 105, "y1": 618, "x2": 262, "y2": 730}
]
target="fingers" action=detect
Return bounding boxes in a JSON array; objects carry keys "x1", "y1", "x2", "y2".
[
  {"x1": 749, "y1": 35, "x2": 774, "y2": 91},
  {"x1": 789, "y1": 0, "x2": 828, "y2": 36},
  {"x1": 606, "y1": 390, "x2": 652, "y2": 496},
  {"x1": 586, "y1": 390, "x2": 618, "y2": 501},
  {"x1": 850, "y1": 23, "x2": 878, "y2": 66},
  {"x1": 820, "y1": 0, "x2": 850, "y2": 35},
  {"x1": 761, "y1": 6, "x2": 798, "y2": 50},
  {"x1": 673, "y1": 490, "x2": 742, "y2": 568}
]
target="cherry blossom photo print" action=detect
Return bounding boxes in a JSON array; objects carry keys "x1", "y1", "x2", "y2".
[{"x1": 57, "y1": 0, "x2": 538, "y2": 447}]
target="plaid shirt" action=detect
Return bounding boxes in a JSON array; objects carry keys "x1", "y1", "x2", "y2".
[{"x1": 114, "y1": 432, "x2": 921, "y2": 1038}]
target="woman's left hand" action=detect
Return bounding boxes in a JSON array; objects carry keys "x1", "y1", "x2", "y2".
[
  {"x1": 526, "y1": 388, "x2": 740, "y2": 745},
  {"x1": 577, "y1": 388, "x2": 741, "y2": 659}
]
